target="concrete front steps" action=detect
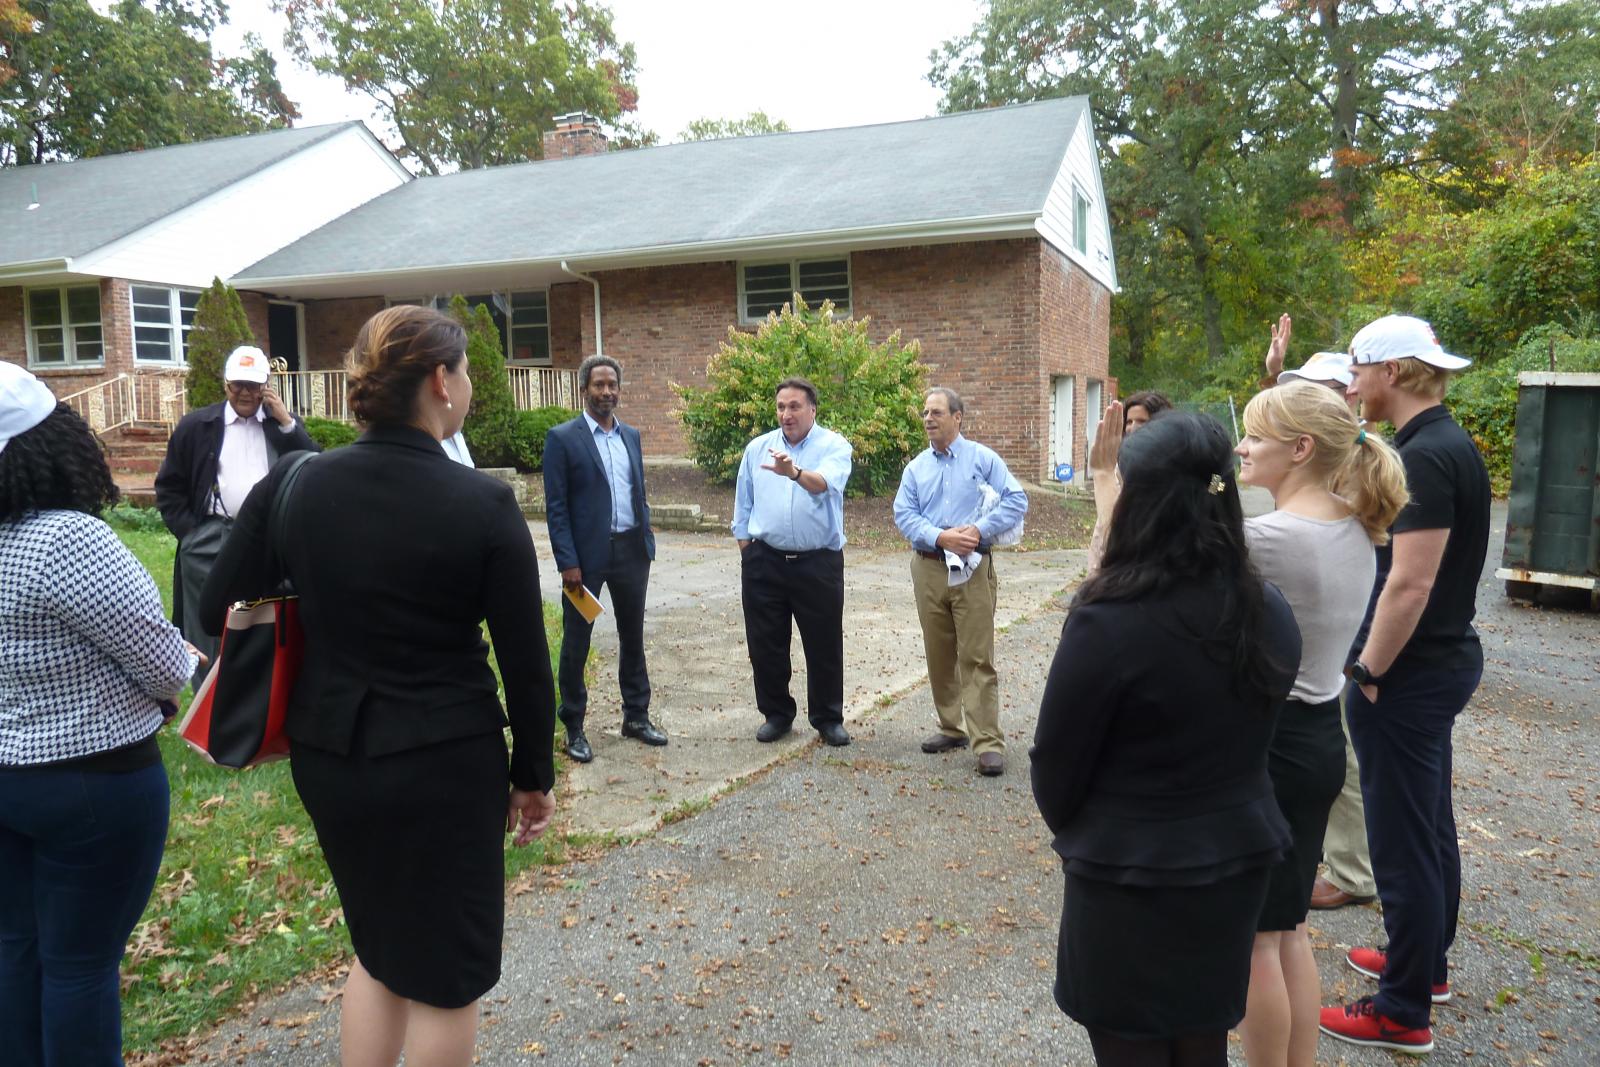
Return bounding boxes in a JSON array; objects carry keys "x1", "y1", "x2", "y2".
[{"x1": 102, "y1": 422, "x2": 171, "y2": 477}]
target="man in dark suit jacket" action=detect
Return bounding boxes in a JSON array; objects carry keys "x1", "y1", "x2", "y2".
[
  {"x1": 155, "y1": 345, "x2": 317, "y2": 680},
  {"x1": 542, "y1": 354, "x2": 665, "y2": 762}
]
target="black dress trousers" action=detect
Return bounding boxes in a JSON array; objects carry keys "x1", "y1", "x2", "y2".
[
  {"x1": 739, "y1": 540, "x2": 845, "y2": 728},
  {"x1": 557, "y1": 528, "x2": 652, "y2": 730}
]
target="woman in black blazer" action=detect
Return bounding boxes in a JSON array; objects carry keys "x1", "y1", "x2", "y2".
[
  {"x1": 1031, "y1": 412, "x2": 1301, "y2": 1067},
  {"x1": 202, "y1": 306, "x2": 555, "y2": 1067}
]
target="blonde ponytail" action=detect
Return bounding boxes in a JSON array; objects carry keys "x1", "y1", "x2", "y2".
[
  {"x1": 1332, "y1": 427, "x2": 1409, "y2": 545},
  {"x1": 1243, "y1": 381, "x2": 1410, "y2": 544}
]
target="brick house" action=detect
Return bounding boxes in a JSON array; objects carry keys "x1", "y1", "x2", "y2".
[
  {"x1": 233, "y1": 100, "x2": 1117, "y2": 479},
  {"x1": 0, "y1": 122, "x2": 409, "y2": 420}
]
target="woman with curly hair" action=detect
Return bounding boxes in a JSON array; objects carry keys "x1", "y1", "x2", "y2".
[{"x1": 0, "y1": 363, "x2": 196, "y2": 1066}]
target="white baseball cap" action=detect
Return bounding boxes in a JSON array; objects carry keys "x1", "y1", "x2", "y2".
[
  {"x1": 0, "y1": 362, "x2": 59, "y2": 455},
  {"x1": 224, "y1": 345, "x2": 270, "y2": 384},
  {"x1": 1280, "y1": 351, "x2": 1353, "y2": 387},
  {"x1": 1349, "y1": 315, "x2": 1471, "y2": 370}
]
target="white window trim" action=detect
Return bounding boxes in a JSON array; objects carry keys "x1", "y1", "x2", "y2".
[
  {"x1": 387, "y1": 289, "x2": 552, "y2": 367},
  {"x1": 130, "y1": 284, "x2": 200, "y2": 367},
  {"x1": 24, "y1": 285, "x2": 104, "y2": 369},
  {"x1": 738, "y1": 256, "x2": 853, "y2": 324}
]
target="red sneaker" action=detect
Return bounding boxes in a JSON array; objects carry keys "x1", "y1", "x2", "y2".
[
  {"x1": 1346, "y1": 947, "x2": 1452, "y2": 1003},
  {"x1": 1319, "y1": 997, "x2": 1434, "y2": 1054}
]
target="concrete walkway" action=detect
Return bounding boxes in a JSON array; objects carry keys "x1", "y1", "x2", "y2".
[{"x1": 523, "y1": 525, "x2": 1088, "y2": 835}]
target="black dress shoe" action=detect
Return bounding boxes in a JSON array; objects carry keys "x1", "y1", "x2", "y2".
[
  {"x1": 817, "y1": 722, "x2": 851, "y2": 747},
  {"x1": 564, "y1": 730, "x2": 593, "y2": 763},
  {"x1": 755, "y1": 718, "x2": 793, "y2": 743},
  {"x1": 621, "y1": 719, "x2": 669, "y2": 746}
]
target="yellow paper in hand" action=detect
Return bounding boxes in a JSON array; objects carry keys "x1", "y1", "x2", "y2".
[{"x1": 564, "y1": 584, "x2": 604, "y2": 624}]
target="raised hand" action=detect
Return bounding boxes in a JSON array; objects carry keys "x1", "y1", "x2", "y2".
[
  {"x1": 1089, "y1": 400, "x2": 1124, "y2": 477},
  {"x1": 1265, "y1": 313, "x2": 1291, "y2": 381}
]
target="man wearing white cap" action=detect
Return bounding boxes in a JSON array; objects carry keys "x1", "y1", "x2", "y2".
[
  {"x1": 1318, "y1": 315, "x2": 1489, "y2": 1055},
  {"x1": 155, "y1": 345, "x2": 318, "y2": 682}
]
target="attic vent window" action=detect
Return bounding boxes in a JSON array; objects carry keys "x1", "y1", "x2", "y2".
[
  {"x1": 740, "y1": 258, "x2": 851, "y2": 322},
  {"x1": 1073, "y1": 186, "x2": 1090, "y2": 254}
]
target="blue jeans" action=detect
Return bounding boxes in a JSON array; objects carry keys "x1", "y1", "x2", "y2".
[
  {"x1": 0, "y1": 760, "x2": 170, "y2": 1067},
  {"x1": 1347, "y1": 663, "x2": 1482, "y2": 1029}
]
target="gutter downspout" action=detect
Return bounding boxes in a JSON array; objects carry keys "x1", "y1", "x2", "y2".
[{"x1": 559, "y1": 260, "x2": 602, "y2": 356}]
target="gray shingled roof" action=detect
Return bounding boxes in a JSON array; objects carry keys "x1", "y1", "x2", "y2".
[
  {"x1": 236, "y1": 98, "x2": 1087, "y2": 283},
  {"x1": 0, "y1": 123, "x2": 362, "y2": 270}
]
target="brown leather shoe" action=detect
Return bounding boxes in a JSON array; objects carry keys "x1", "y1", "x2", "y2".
[
  {"x1": 977, "y1": 752, "x2": 1005, "y2": 777},
  {"x1": 1310, "y1": 875, "x2": 1375, "y2": 909},
  {"x1": 921, "y1": 732, "x2": 969, "y2": 754}
]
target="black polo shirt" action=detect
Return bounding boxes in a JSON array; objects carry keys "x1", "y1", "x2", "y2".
[{"x1": 1369, "y1": 404, "x2": 1491, "y2": 673}]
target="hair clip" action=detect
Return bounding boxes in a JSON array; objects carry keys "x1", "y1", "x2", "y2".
[{"x1": 1207, "y1": 473, "x2": 1225, "y2": 495}]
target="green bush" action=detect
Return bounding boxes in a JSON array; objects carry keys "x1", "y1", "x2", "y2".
[
  {"x1": 510, "y1": 405, "x2": 579, "y2": 471},
  {"x1": 450, "y1": 295, "x2": 520, "y2": 468},
  {"x1": 1448, "y1": 323, "x2": 1600, "y2": 494},
  {"x1": 104, "y1": 502, "x2": 167, "y2": 533},
  {"x1": 186, "y1": 278, "x2": 253, "y2": 409},
  {"x1": 673, "y1": 297, "x2": 927, "y2": 496},
  {"x1": 304, "y1": 416, "x2": 358, "y2": 451}
]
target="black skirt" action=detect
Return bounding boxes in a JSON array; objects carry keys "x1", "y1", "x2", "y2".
[
  {"x1": 291, "y1": 728, "x2": 510, "y2": 1009},
  {"x1": 1056, "y1": 866, "x2": 1269, "y2": 1039},
  {"x1": 1257, "y1": 696, "x2": 1346, "y2": 931}
]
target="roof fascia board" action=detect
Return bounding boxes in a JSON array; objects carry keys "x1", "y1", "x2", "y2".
[
  {"x1": 351, "y1": 122, "x2": 414, "y2": 182},
  {"x1": 0, "y1": 258, "x2": 72, "y2": 280},
  {"x1": 234, "y1": 212, "x2": 1042, "y2": 289}
]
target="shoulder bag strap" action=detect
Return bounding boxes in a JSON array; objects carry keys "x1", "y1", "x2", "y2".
[{"x1": 267, "y1": 452, "x2": 315, "y2": 592}]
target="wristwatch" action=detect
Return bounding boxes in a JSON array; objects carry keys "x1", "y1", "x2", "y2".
[
  {"x1": 1345, "y1": 659, "x2": 1383, "y2": 687},
  {"x1": 791, "y1": 466, "x2": 803, "y2": 481}
]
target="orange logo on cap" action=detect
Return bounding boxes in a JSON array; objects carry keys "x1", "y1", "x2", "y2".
[{"x1": 238, "y1": 354, "x2": 257, "y2": 366}]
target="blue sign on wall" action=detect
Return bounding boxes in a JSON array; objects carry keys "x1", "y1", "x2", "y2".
[{"x1": 1055, "y1": 463, "x2": 1075, "y2": 483}]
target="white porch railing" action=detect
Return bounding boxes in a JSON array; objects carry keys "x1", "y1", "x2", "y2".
[
  {"x1": 269, "y1": 370, "x2": 351, "y2": 423},
  {"x1": 269, "y1": 367, "x2": 581, "y2": 423},
  {"x1": 58, "y1": 374, "x2": 187, "y2": 434},
  {"x1": 60, "y1": 367, "x2": 580, "y2": 434},
  {"x1": 506, "y1": 366, "x2": 581, "y2": 411}
]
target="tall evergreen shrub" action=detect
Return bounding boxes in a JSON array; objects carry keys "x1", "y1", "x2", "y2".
[
  {"x1": 186, "y1": 277, "x2": 253, "y2": 408},
  {"x1": 449, "y1": 294, "x2": 519, "y2": 467}
]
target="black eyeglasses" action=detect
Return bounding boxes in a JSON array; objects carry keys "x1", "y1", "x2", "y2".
[{"x1": 227, "y1": 381, "x2": 265, "y2": 394}]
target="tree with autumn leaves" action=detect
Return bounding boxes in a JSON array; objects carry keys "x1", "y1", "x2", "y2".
[{"x1": 931, "y1": 0, "x2": 1600, "y2": 391}]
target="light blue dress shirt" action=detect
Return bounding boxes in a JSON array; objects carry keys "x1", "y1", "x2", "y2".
[
  {"x1": 893, "y1": 434, "x2": 1029, "y2": 553},
  {"x1": 731, "y1": 424, "x2": 853, "y2": 551},
  {"x1": 584, "y1": 411, "x2": 637, "y2": 533}
]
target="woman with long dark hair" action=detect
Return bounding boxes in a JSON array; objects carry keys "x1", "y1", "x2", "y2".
[
  {"x1": 202, "y1": 306, "x2": 557, "y2": 1067},
  {"x1": 1031, "y1": 411, "x2": 1301, "y2": 1067},
  {"x1": 0, "y1": 364, "x2": 196, "y2": 1066}
]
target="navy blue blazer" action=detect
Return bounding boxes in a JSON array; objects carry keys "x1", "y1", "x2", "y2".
[{"x1": 542, "y1": 414, "x2": 655, "y2": 577}]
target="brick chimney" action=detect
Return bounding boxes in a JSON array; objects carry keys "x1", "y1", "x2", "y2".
[{"x1": 542, "y1": 112, "x2": 608, "y2": 159}]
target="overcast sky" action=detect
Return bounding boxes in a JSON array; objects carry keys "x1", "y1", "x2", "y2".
[{"x1": 214, "y1": 0, "x2": 986, "y2": 145}]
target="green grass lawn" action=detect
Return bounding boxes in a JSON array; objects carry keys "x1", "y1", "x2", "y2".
[{"x1": 108, "y1": 511, "x2": 564, "y2": 1053}]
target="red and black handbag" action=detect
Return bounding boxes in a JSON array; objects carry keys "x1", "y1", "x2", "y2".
[{"x1": 179, "y1": 453, "x2": 314, "y2": 769}]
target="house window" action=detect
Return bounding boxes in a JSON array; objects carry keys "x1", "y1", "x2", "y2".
[
  {"x1": 740, "y1": 258, "x2": 851, "y2": 322},
  {"x1": 396, "y1": 291, "x2": 551, "y2": 366},
  {"x1": 26, "y1": 286, "x2": 103, "y2": 367},
  {"x1": 1073, "y1": 187, "x2": 1090, "y2": 255},
  {"x1": 131, "y1": 286, "x2": 200, "y2": 363},
  {"x1": 508, "y1": 290, "x2": 550, "y2": 365}
]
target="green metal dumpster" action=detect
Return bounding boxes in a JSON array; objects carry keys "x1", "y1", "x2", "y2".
[{"x1": 1497, "y1": 371, "x2": 1600, "y2": 605}]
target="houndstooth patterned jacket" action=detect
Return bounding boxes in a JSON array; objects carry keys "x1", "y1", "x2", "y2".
[{"x1": 1, "y1": 509, "x2": 193, "y2": 766}]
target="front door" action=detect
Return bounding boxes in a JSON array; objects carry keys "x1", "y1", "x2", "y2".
[{"x1": 1084, "y1": 379, "x2": 1103, "y2": 481}]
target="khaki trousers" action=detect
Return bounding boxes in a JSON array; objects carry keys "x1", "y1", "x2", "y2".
[
  {"x1": 1322, "y1": 694, "x2": 1376, "y2": 896},
  {"x1": 910, "y1": 553, "x2": 1002, "y2": 754}
]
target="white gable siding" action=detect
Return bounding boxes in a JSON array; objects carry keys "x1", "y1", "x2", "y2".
[
  {"x1": 1036, "y1": 113, "x2": 1117, "y2": 293},
  {"x1": 74, "y1": 128, "x2": 409, "y2": 288}
]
